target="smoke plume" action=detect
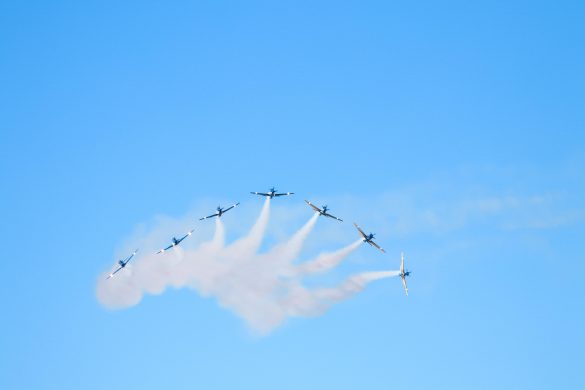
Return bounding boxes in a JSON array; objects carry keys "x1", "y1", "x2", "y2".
[{"x1": 96, "y1": 198, "x2": 398, "y2": 334}]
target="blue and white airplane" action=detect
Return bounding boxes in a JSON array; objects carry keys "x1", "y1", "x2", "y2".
[
  {"x1": 354, "y1": 223, "x2": 385, "y2": 253},
  {"x1": 156, "y1": 229, "x2": 194, "y2": 254},
  {"x1": 250, "y1": 187, "x2": 294, "y2": 199},
  {"x1": 199, "y1": 203, "x2": 240, "y2": 220},
  {"x1": 399, "y1": 252, "x2": 411, "y2": 296},
  {"x1": 305, "y1": 200, "x2": 343, "y2": 221},
  {"x1": 107, "y1": 249, "x2": 138, "y2": 279}
]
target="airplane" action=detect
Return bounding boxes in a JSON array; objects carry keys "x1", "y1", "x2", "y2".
[
  {"x1": 354, "y1": 223, "x2": 385, "y2": 253},
  {"x1": 107, "y1": 249, "x2": 138, "y2": 279},
  {"x1": 250, "y1": 187, "x2": 294, "y2": 199},
  {"x1": 399, "y1": 252, "x2": 411, "y2": 296},
  {"x1": 156, "y1": 229, "x2": 194, "y2": 254},
  {"x1": 304, "y1": 200, "x2": 343, "y2": 221},
  {"x1": 199, "y1": 203, "x2": 240, "y2": 220}
]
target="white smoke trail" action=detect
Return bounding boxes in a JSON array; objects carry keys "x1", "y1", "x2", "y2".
[
  {"x1": 282, "y1": 271, "x2": 401, "y2": 317},
  {"x1": 315, "y1": 271, "x2": 401, "y2": 300},
  {"x1": 225, "y1": 197, "x2": 270, "y2": 258},
  {"x1": 96, "y1": 201, "x2": 397, "y2": 334},
  {"x1": 266, "y1": 212, "x2": 319, "y2": 269},
  {"x1": 296, "y1": 238, "x2": 363, "y2": 275},
  {"x1": 210, "y1": 218, "x2": 225, "y2": 249}
]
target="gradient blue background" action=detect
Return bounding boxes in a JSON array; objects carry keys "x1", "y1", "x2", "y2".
[{"x1": 1, "y1": 1, "x2": 584, "y2": 389}]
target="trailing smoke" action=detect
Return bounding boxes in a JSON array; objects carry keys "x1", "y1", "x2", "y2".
[
  {"x1": 296, "y1": 239, "x2": 364, "y2": 275},
  {"x1": 96, "y1": 198, "x2": 398, "y2": 334}
]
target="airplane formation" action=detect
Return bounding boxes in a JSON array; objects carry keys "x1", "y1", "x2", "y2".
[{"x1": 106, "y1": 187, "x2": 411, "y2": 296}]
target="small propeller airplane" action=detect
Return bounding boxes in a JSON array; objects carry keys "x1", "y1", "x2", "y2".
[
  {"x1": 354, "y1": 223, "x2": 385, "y2": 253},
  {"x1": 156, "y1": 229, "x2": 194, "y2": 254},
  {"x1": 399, "y1": 252, "x2": 411, "y2": 296},
  {"x1": 250, "y1": 187, "x2": 294, "y2": 199},
  {"x1": 304, "y1": 200, "x2": 343, "y2": 221},
  {"x1": 107, "y1": 249, "x2": 138, "y2": 279},
  {"x1": 199, "y1": 203, "x2": 240, "y2": 220}
]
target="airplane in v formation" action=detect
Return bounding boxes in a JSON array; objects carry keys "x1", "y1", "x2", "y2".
[
  {"x1": 199, "y1": 203, "x2": 240, "y2": 220},
  {"x1": 107, "y1": 249, "x2": 138, "y2": 279},
  {"x1": 250, "y1": 187, "x2": 294, "y2": 199},
  {"x1": 157, "y1": 229, "x2": 195, "y2": 254},
  {"x1": 106, "y1": 187, "x2": 411, "y2": 295},
  {"x1": 305, "y1": 200, "x2": 343, "y2": 221},
  {"x1": 353, "y1": 223, "x2": 386, "y2": 253},
  {"x1": 399, "y1": 252, "x2": 411, "y2": 296}
]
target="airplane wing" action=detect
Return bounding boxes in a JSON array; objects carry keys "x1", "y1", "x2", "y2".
[
  {"x1": 323, "y1": 212, "x2": 343, "y2": 222},
  {"x1": 305, "y1": 200, "x2": 322, "y2": 213},
  {"x1": 274, "y1": 192, "x2": 294, "y2": 197},
  {"x1": 223, "y1": 202, "x2": 240, "y2": 213},
  {"x1": 353, "y1": 223, "x2": 367, "y2": 238},
  {"x1": 107, "y1": 266, "x2": 123, "y2": 279},
  {"x1": 251, "y1": 192, "x2": 269, "y2": 196},
  {"x1": 176, "y1": 230, "x2": 194, "y2": 243},
  {"x1": 368, "y1": 240, "x2": 386, "y2": 253},
  {"x1": 401, "y1": 275, "x2": 408, "y2": 296},
  {"x1": 156, "y1": 243, "x2": 174, "y2": 254},
  {"x1": 199, "y1": 213, "x2": 219, "y2": 220}
]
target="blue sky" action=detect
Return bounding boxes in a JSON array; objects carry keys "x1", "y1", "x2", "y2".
[{"x1": 1, "y1": 1, "x2": 584, "y2": 389}]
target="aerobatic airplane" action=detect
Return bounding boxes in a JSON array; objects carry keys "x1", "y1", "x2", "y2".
[
  {"x1": 304, "y1": 200, "x2": 343, "y2": 221},
  {"x1": 354, "y1": 223, "x2": 385, "y2": 253},
  {"x1": 250, "y1": 187, "x2": 294, "y2": 199},
  {"x1": 399, "y1": 252, "x2": 411, "y2": 296},
  {"x1": 107, "y1": 249, "x2": 138, "y2": 279},
  {"x1": 156, "y1": 229, "x2": 194, "y2": 254},
  {"x1": 199, "y1": 203, "x2": 240, "y2": 220}
]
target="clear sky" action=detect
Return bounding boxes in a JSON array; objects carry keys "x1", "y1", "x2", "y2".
[{"x1": 1, "y1": 1, "x2": 584, "y2": 389}]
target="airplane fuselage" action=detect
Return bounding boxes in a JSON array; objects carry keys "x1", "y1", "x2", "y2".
[{"x1": 364, "y1": 234, "x2": 375, "y2": 243}]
